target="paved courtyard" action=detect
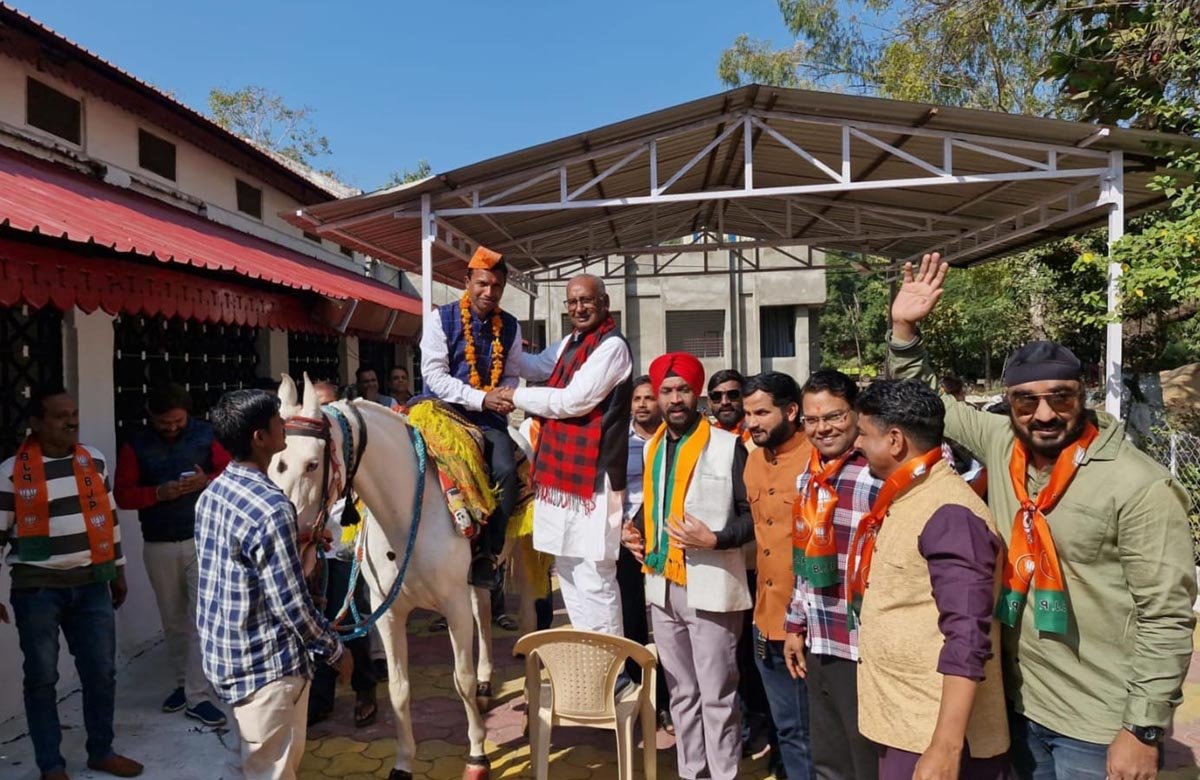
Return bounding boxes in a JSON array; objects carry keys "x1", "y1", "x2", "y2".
[{"x1": 2, "y1": 607, "x2": 1199, "y2": 779}]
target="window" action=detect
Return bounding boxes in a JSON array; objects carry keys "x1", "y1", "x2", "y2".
[
  {"x1": 303, "y1": 231, "x2": 322, "y2": 244},
  {"x1": 26, "y1": 77, "x2": 81, "y2": 145},
  {"x1": 137, "y1": 129, "x2": 176, "y2": 181},
  {"x1": 524, "y1": 320, "x2": 547, "y2": 352},
  {"x1": 666, "y1": 310, "x2": 724, "y2": 358},
  {"x1": 760, "y1": 305, "x2": 796, "y2": 358},
  {"x1": 236, "y1": 179, "x2": 263, "y2": 218},
  {"x1": 339, "y1": 245, "x2": 354, "y2": 258},
  {"x1": 561, "y1": 311, "x2": 622, "y2": 339}
]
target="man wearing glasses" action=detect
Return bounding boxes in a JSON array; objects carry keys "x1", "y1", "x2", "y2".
[
  {"x1": 782, "y1": 369, "x2": 881, "y2": 780},
  {"x1": 889, "y1": 253, "x2": 1195, "y2": 780},
  {"x1": 708, "y1": 370, "x2": 752, "y2": 443},
  {"x1": 496, "y1": 274, "x2": 633, "y2": 634}
]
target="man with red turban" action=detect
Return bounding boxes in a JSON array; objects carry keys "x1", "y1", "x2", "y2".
[{"x1": 622, "y1": 351, "x2": 754, "y2": 780}]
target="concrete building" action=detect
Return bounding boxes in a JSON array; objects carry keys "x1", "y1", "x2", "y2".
[{"x1": 0, "y1": 6, "x2": 418, "y2": 725}]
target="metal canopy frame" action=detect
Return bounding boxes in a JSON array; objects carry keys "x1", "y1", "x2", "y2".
[{"x1": 290, "y1": 86, "x2": 1199, "y2": 417}]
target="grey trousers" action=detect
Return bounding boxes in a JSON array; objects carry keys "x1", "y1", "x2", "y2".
[
  {"x1": 807, "y1": 653, "x2": 878, "y2": 780},
  {"x1": 651, "y1": 582, "x2": 744, "y2": 780}
]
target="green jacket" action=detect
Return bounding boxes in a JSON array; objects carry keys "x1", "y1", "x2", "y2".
[{"x1": 891, "y1": 334, "x2": 1196, "y2": 744}]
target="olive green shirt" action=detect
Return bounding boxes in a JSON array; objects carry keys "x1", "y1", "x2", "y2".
[{"x1": 890, "y1": 333, "x2": 1195, "y2": 744}]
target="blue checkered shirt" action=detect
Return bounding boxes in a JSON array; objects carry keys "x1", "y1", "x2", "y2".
[
  {"x1": 195, "y1": 462, "x2": 342, "y2": 704},
  {"x1": 785, "y1": 450, "x2": 880, "y2": 661}
]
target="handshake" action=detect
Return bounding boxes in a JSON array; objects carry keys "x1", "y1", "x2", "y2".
[{"x1": 483, "y1": 386, "x2": 517, "y2": 414}]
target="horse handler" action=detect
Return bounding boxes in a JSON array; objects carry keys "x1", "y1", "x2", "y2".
[{"x1": 195, "y1": 389, "x2": 350, "y2": 780}]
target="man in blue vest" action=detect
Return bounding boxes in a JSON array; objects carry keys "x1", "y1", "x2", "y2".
[
  {"x1": 114, "y1": 383, "x2": 229, "y2": 727},
  {"x1": 420, "y1": 246, "x2": 549, "y2": 587}
]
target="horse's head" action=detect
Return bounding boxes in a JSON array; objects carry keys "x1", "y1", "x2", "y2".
[{"x1": 271, "y1": 372, "x2": 332, "y2": 534}]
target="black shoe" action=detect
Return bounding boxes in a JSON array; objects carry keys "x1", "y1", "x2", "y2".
[
  {"x1": 161, "y1": 687, "x2": 186, "y2": 713},
  {"x1": 468, "y1": 552, "x2": 499, "y2": 589}
]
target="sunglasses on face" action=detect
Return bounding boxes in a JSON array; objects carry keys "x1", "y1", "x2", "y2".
[
  {"x1": 1009, "y1": 390, "x2": 1081, "y2": 416},
  {"x1": 710, "y1": 389, "x2": 742, "y2": 403}
]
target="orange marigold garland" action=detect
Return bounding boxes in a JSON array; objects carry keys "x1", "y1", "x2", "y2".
[{"x1": 460, "y1": 294, "x2": 505, "y2": 390}]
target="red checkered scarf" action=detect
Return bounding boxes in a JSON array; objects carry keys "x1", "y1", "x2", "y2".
[{"x1": 532, "y1": 315, "x2": 617, "y2": 510}]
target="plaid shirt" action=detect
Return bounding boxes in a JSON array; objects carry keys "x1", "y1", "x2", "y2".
[
  {"x1": 195, "y1": 462, "x2": 342, "y2": 704},
  {"x1": 785, "y1": 450, "x2": 880, "y2": 661}
]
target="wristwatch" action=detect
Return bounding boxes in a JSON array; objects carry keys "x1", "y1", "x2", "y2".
[{"x1": 1124, "y1": 724, "x2": 1164, "y2": 745}]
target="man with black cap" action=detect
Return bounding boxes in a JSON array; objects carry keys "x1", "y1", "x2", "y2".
[
  {"x1": 420, "y1": 245, "x2": 550, "y2": 587},
  {"x1": 888, "y1": 253, "x2": 1195, "y2": 780}
]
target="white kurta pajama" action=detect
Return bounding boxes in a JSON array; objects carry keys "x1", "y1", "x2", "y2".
[{"x1": 513, "y1": 333, "x2": 633, "y2": 634}]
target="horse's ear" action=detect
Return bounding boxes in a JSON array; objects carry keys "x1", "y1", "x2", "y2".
[
  {"x1": 301, "y1": 372, "x2": 320, "y2": 415},
  {"x1": 278, "y1": 374, "x2": 299, "y2": 409}
]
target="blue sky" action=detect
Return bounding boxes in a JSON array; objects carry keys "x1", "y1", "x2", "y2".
[{"x1": 16, "y1": 0, "x2": 795, "y2": 191}]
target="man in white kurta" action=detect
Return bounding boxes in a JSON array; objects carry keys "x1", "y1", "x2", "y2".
[{"x1": 499, "y1": 274, "x2": 633, "y2": 634}]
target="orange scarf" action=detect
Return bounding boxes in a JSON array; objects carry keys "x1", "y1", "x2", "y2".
[
  {"x1": 996, "y1": 422, "x2": 1097, "y2": 635},
  {"x1": 643, "y1": 419, "x2": 711, "y2": 586},
  {"x1": 12, "y1": 437, "x2": 117, "y2": 580},
  {"x1": 846, "y1": 447, "x2": 942, "y2": 625},
  {"x1": 793, "y1": 448, "x2": 854, "y2": 587}
]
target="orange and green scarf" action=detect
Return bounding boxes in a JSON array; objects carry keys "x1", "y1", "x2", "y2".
[
  {"x1": 12, "y1": 437, "x2": 117, "y2": 581},
  {"x1": 846, "y1": 447, "x2": 942, "y2": 626},
  {"x1": 643, "y1": 418, "x2": 711, "y2": 586},
  {"x1": 793, "y1": 448, "x2": 854, "y2": 587},
  {"x1": 996, "y1": 422, "x2": 1097, "y2": 635}
]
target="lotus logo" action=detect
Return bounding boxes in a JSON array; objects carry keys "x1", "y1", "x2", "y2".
[
  {"x1": 1017, "y1": 554, "x2": 1036, "y2": 584},
  {"x1": 98, "y1": 541, "x2": 111, "y2": 553},
  {"x1": 814, "y1": 525, "x2": 831, "y2": 546},
  {"x1": 18, "y1": 488, "x2": 38, "y2": 500},
  {"x1": 794, "y1": 520, "x2": 811, "y2": 542},
  {"x1": 21, "y1": 514, "x2": 38, "y2": 526},
  {"x1": 89, "y1": 514, "x2": 107, "y2": 529},
  {"x1": 76, "y1": 455, "x2": 89, "y2": 467}
]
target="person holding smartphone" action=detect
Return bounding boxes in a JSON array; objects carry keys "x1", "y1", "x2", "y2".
[{"x1": 114, "y1": 383, "x2": 230, "y2": 727}]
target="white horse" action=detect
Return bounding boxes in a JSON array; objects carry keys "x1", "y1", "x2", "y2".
[{"x1": 273, "y1": 374, "x2": 493, "y2": 780}]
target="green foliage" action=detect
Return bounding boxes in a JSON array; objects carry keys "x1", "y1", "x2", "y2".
[
  {"x1": 383, "y1": 159, "x2": 433, "y2": 189},
  {"x1": 819, "y1": 265, "x2": 889, "y2": 377},
  {"x1": 208, "y1": 85, "x2": 332, "y2": 166},
  {"x1": 720, "y1": 0, "x2": 1060, "y2": 113},
  {"x1": 922, "y1": 261, "x2": 1033, "y2": 380}
]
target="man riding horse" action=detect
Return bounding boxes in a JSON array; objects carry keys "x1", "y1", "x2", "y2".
[{"x1": 419, "y1": 246, "x2": 549, "y2": 588}]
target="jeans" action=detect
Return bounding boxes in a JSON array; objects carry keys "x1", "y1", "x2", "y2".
[
  {"x1": 753, "y1": 626, "x2": 814, "y2": 780},
  {"x1": 481, "y1": 426, "x2": 518, "y2": 556},
  {"x1": 1009, "y1": 712, "x2": 1110, "y2": 779},
  {"x1": 11, "y1": 582, "x2": 118, "y2": 773}
]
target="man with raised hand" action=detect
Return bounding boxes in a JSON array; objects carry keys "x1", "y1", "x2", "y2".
[{"x1": 889, "y1": 253, "x2": 1195, "y2": 780}]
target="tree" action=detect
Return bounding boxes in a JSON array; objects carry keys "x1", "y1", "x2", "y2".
[
  {"x1": 819, "y1": 262, "x2": 890, "y2": 377},
  {"x1": 383, "y1": 159, "x2": 432, "y2": 189},
  {"x1": 1032, "y1": 0, "x2": 1200, "y2": 369},
  {"x1": 208, "y1": 85, "x2": 332, "y2": 167},
  {"x1": 719, "y1": 0, "x2": 1060, "y2": 114}
]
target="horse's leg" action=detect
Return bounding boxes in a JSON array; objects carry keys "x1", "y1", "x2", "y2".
[
  {"x1": 446, "y1": 594, "x2": 490, "y2": 779},
  {"x1": 471, "y1": 586, "x2": 495, "y2": 713},
  {"x1": 374, "y1": 609, "x2": 417, "y2": 780}
]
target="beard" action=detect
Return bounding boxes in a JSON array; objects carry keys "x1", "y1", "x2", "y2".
[
  {"x1": 715, "y1": 406, "x2": 742, "y2": 427},
  {"x1": 1011, "y1": 411, "x2": 1088, "y2": 459},
  {"x1": 756, "y1": 418, "x2": 794, "y2": 450}
]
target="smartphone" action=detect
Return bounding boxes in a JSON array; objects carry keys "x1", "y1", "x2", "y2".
[{"x1": 180, "y1": 471, "x2": 196, "y2": 479}]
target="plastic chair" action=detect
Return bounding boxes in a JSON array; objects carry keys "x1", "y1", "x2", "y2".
[{"x1": 513, "y1": 628, "x2": 658, "y2": 780}]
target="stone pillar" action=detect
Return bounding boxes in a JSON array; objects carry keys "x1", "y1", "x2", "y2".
[{"x1": 256, "y1": 328, "x2": 289, "y2": 382}]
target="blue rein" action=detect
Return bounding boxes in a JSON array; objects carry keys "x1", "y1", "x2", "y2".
[{"x1": 317, "y1": 404, "x2": 427, "y2": 642}]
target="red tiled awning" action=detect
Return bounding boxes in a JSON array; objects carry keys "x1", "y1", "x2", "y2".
[{"x1": 0, "y1": 147, "x2": 422, "y2": 327}]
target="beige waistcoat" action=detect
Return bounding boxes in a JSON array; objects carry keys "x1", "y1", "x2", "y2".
[{"x1": 857, "y1": 460, "x2": 1009, "y2": 758}]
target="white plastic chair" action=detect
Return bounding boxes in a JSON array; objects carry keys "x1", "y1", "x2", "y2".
[{"x1": 513, "y1": 628, "x2": 658, "y2": 780}]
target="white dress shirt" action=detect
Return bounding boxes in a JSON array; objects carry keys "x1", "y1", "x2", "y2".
[
  {"x1": 419, "y1": 306, "x2": 552, "y2": 410},
  {"x1": 513, "y1": 331, "x2": 633, "y2": 561}
]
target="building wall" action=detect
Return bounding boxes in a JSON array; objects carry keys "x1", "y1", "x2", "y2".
[{"x1": 0, "y1": 52, "x2": 362, "y2": 275}]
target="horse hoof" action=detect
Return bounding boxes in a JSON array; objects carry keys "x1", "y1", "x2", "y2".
[
  {"x1": 388, "y1": 771, "x2": 413, "y2": 780},
  {"x1": 463, "y1": 756, "x2": 490, "y2": 780}
]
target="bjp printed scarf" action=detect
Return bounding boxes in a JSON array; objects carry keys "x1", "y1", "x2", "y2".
[
  {"x1": 996, "y1": 421, "x2": 1097, "y2": 635},
  {"x1": 793, "y1": 448, "x2": 855, "y2": 587}
]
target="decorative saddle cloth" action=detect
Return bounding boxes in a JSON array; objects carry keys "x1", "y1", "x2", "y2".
[{"x1": 404, "y1": 400, "x2": 536, "y2": 542}]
